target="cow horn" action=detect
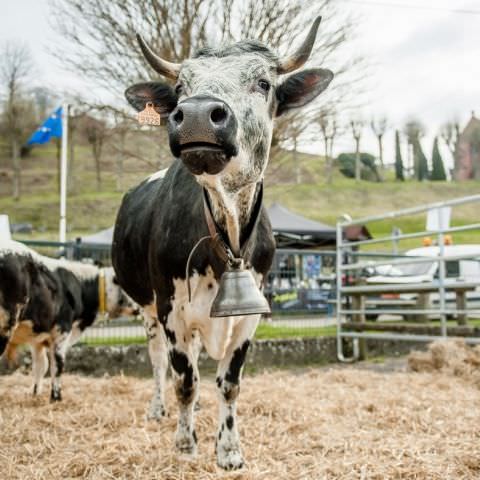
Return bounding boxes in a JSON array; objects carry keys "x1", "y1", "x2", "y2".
[
  {"x1": 277, "y1": 16, "x2": 322, "y2": 74},
  {"x1": 136, "y1": 33, "x2": 181, "y2": 80}
]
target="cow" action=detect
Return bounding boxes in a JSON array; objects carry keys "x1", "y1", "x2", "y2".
[
  {"x1": 112, "y1": 16, "x2": 333, "y2": 469},
  {"x1": 0, "y1": 240, "x2": 135, "y2": 401}
]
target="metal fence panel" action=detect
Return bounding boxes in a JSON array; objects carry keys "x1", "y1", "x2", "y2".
[{"x1": 336, "y1": 195, "x2": 480, "y2": 362}]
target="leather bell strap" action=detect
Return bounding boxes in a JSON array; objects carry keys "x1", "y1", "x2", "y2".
[
  {"x1": 185, "y1": 184, "x2": 264, "y2": 303},
  {"x1": 202, "y1": 182, "x2": 264, "y2": 265}
]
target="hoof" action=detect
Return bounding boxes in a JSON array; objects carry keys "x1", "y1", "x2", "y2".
[
  {"x1": 146, "y1": 404, "x2": 168, "y2": 421},
  {"x1": 175, "y1": 431, "x2": 197, "y2": 456},
  {"x1": 50, "y1": 389, "x2": 62, "y2": 402},
  {"x1": 217, "y1": 449, "x2": 244, "y2": 471},
  {"x1": 194, "y1": 400, "x2": 201, "y2": 412}
]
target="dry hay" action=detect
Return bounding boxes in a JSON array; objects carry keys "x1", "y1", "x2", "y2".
[
  {"x1": 408, "y1": 339, "x2": 480, "y2": 387},
  {"x1": 1, "y1": 357, "x2": 480, "y2": 480}
]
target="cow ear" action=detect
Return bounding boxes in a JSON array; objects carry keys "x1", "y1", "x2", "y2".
[
  {"x1": 125, "y1": 81, "x2": 178, "y2": 117},
  {"x1": 275, "y1": 68, "x2": 333, "y2": 117}
]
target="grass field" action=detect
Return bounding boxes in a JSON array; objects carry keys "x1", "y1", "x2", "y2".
[
  {"x1": 81, "y1": 322, "x2": 338, "y2": 346},
  {"x1": 80, "y1": 318, "x2": 480, "y2": 346},
  {"x1": 1, "y1": 144, "x2": 480, "y2": 248}
]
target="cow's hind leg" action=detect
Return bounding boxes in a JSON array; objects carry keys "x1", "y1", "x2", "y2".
[
  {"x1": 31, "y1": 344, "x2": 48, "y2": 395},
  {"x1": 144, "y1": 307, "x2": 169, "y2": 420},
  {"x1": 49, "y1": 333, "x2": 69, "y2": 402},
  {"x1": 215, "y1": 316, "x2": 259, "y2": 470}
]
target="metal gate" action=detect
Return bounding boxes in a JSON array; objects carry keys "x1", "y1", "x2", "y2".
[{"x1": 336, "y1": 194, "x2": 480, "y2": 362}]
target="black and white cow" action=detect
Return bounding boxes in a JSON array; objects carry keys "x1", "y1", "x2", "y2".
[
  {"x1": 0, "y1": 240, "x2": 134, "y2": 401},
  {"x1": 112, "y1": 17, "x2": 333, "y2": 469}
]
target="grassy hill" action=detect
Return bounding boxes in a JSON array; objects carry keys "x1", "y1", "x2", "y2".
[{"x1": 1, "y1": 144, "x2": 479, "y2": 248}]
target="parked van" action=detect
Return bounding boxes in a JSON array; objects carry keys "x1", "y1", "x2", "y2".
[{"x1": 365, "y1": 244, "x2": 480, "y2": 319}]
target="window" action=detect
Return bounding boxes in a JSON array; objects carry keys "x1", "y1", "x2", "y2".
[{"x1": 445, "y1": 261, "x2": 460, "y2": 278}]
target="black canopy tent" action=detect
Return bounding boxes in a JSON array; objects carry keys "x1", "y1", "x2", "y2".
[
  {"x1": 267, "y1": 203, "x2": 337, "y2": 248},
  {"x1": 79, "y1": 204, "x2": 370, "y2": 249}
]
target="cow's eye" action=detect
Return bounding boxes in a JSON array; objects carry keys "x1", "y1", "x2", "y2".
[
  {"x1": 175, "y1": 84, "x2": 184, "y2": 96},
  {"x1": 258, "y1": 79, "x2": 270, "y2": 93}
]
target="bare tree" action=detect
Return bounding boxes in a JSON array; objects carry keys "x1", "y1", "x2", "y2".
[
  {"x1": 440, "y1": 120, "x2": 460, "y2": 157},
  {"x1": 318, "y1": 109, "x2": 337, "y2": 184},
  {"x1": 111, "y1": 113, "x2": 135, "y2": 191},
  {"x1": 440, "y1": 119, "x2": 461, "y2": 174},
  {"x1": 370, "y1": 116, "x2": 388, "y2": 175},
  {"x1": 0, "y1": 42, "x2": 35, "y2": 200},
  {"x1": 350, "y1": 119, "x2": 363, "y2": 182},
  {"x1": 80, "y1": 115, "x2": 109, "y2": 191},
  {"x1": 404, "y1": 119, "x2": 425, "y2": 179},
  {"x1": 327, "y1": 117, "x2": 338, "y2": 177},
  {"x1": 51, "y1": 0, "x2": 365, "y2": 165},
  {"x1": 281, "y1": 121, "x2": 303, "y2": 184}
]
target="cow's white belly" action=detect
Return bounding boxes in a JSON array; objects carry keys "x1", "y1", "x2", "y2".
[{"x1": 171, "y1": 266, "x2": 262, "y2": 361}]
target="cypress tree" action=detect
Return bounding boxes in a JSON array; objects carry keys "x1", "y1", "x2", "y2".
[
  {"x1": 394, "y1": 130, "x2": 404, "y2": 181},
  {"x1": 414, "y1": 138, "x2": 429, "y2": 181},
  {"x1": 431, "y1": 136, "x2": 447, "y2": 181}
]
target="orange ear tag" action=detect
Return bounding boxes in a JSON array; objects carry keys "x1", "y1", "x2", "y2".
[{"x1": 138, "y1": 102, "x2": 161, "y2": 126}]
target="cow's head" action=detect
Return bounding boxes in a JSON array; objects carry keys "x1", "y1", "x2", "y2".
[
  {"x1": 104, "y1": 267, "x2": 140, "y2": 318},
  {"x1": 126, "y1": 16, "x2": 333, "y2": 191}
]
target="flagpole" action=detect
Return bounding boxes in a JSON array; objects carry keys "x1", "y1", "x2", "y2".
[{"x1": 59, "y1": 103, "x2": 69, "y2": 244}]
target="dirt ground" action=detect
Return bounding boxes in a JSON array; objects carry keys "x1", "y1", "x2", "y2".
[{"x1": 1, "y1": 342, "x2": 480, "y2": 480}]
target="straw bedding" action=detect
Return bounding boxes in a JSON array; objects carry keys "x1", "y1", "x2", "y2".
[{"x1": 1, "y1": 341, "x2": 480, "y2": 480}]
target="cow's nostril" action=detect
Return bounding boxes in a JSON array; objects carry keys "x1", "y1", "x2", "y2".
[
  {"x1": 210, "y1": 107, "x2": 227, "y2": 125},
  {"x1": 173, "y1": 109, "x2": 184, "y2": 125}
]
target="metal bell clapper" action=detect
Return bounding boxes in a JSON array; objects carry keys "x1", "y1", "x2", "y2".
[{"x1": 210, "y1": 258, "x2": 271, "y2": 317}]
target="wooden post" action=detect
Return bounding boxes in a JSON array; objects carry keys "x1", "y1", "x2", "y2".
[
  {"x1": 414, "y1": 293, "x2": 429, "y2": 323},
  {"x1": 456, "y1": 290, "x2": 467, "y2": 326},
  {"x1": 352, "y1": 294, "x2": 367, "y2": 360}
]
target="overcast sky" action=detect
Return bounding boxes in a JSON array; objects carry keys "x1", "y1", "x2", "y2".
[{"x1": 1, "y1": 0, "x2": 479, "y2": 169}]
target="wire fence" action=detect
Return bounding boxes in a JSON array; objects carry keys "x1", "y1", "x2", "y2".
[
  {"x1": 24, "y1": 195, "x2": 480, "y2": 351},
  {"x1": 21, "y1": 240, "x2": 339, "y2": 344}
]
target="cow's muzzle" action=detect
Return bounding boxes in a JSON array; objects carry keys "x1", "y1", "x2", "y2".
[{"x1": 168, "y1": 96, "x2": 238, "y2": 175}]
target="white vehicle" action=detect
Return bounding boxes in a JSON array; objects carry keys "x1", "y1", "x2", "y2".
[{"x1": 365, "y1": 244, "x2": 480, "y2": 319}]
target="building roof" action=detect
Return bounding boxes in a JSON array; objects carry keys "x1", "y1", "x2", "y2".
[{"x1": 460, "y1": 112, "x2": 480, "y2": 141}]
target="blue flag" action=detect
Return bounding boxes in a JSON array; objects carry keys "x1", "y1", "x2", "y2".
[{"x1": 27, "y1": 107, "x2": 63, "y2": 145}]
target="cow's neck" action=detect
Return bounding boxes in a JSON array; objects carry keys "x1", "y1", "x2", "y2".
[{"x1": 204, "y1": 182, "x2": 260, "y2": 256}]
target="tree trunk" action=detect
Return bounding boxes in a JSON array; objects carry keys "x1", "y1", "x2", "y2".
[
  {"x1": 92, "y1": 141, "x2": 103, "y2": 191},
  {"x1": 355, "y1": 138, "x2": 361, "y2": 181},
  {"x1": 12, "y1": 138, "x2": 20, "y2": 201},
  {"x1": 328, "y1": 137, "x2": 335, "y2": 184},
  {"x1": 407, "y1": 142, "x2": 413, "y2": 178},
  {"x1": 116, "y1": 131, "x2": 126, "y2": 192},
  {"x1": 377, "y1": 135, "x2": 384, "y2": 181},
  {"x1": 293, "y1": 135, "x2": 301, "y2": 184},
  {"x1": 324, "y1": 137, "x2": 332, "y2": 184},
  {"x1": 95, "y1": 153, "x2": 102, "y2": 191}
]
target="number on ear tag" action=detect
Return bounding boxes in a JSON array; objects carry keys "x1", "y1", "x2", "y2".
[{"x1": 138, "y1": 102, "x2": 161, "y2": 126}]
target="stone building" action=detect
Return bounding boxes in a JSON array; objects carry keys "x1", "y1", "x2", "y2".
[{"x1": 455, "y1": 112, "x2": 480, "y2": 180}]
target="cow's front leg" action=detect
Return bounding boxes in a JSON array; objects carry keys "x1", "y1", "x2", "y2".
[
  {"x1": 168, "y1": 333, "x2": 199, "y2": 456},
  {"x1": 215, "y1": 315, "x2": 259, "y2": 470},
  {"x1": 144, "y1": 307, "x2": 168, "y2": 420}
]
